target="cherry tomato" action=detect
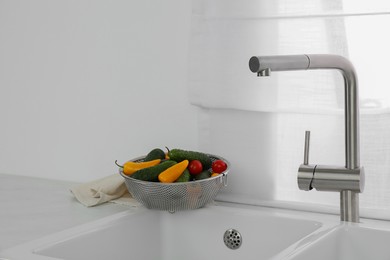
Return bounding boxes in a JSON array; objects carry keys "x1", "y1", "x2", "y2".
[
  {"x1": 188, "y1": 160, "x2": 203, "y2": 175},
  {"x1": 212, "y1": 160, "x2": 227, "y2": 173}
]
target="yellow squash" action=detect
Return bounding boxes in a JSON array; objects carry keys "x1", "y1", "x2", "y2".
[{"x1": 158, "y1": 160, "x2": 189, "y2": 183}]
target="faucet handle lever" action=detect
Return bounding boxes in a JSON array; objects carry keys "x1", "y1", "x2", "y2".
[
  {"x1": 298, "y1": 130, "x2": 314, "y2": 191},
  {"x1": 303, "y1": 130, "x2": 310, "y2": 165}
]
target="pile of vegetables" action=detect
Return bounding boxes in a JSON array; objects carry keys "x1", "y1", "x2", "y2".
[{"x1": 116, "y1": 148, "x2": 228, "y2": 183}]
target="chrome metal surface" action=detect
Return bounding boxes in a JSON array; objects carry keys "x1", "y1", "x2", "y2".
[
  {"x1": 298, "y1": 131, "x2": 315, "y2": 191},
  {"x1": 223, "y1": 229, "x2": 242, "y2": 250},
  {"x1": 249, "y1": 55, "x2": 310, "y2": 74},
  {"x1": 249, "y1": 54, "x2": 364, "y2": 222},
  {"x1": 303, "y1": 131, "x2": 310, "y2": 165},
  {"x1": 298, "y1": 164, "x2": 315, "y2": 191},
  {"x1": 298, "y1": 131, "x2": 365, "y2": 193},
  {"x1": 258, "y1": 67, "x2": 271, "y2": 76},
  {"x1": 312, "y1": 165, "x2": 364, "y2": 192},
  {"x1": 341, "y1": 190, "x2": 360, "y2": 223}
]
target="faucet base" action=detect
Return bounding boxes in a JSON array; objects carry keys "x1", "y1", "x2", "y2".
[{"x1": 341, "y1": 190, "x2": 359, "y2": 222}]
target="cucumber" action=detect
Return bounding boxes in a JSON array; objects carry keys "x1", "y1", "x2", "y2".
[
  {"x1": 131, "y1": 160, "x2": 176, "y2": 182},
  {"x1": 144, "y1": 148, "x2": 166, "y2": 162},
  {"x1": 175, "y1": 169, "x2": 191, "y2": 183},
  {"x1": 167, "y1": 148, "x2": 212, "y2": 170},
  {"x1": 193, "y1": 170, "x2": 211, "y2": 181}
]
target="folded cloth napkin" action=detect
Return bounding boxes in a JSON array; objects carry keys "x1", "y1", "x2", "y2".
[{"x1": 70, "y1": 174, "x2": 139, "y2": 207}]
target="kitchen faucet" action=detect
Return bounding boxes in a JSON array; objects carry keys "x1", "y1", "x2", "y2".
[{"x1": 248, "y1": 54, "x2": 365, "y2": 222}]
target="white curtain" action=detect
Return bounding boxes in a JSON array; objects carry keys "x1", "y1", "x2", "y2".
[{"x1": 189, "y1": 0, "x2": 390, "y2": 219}]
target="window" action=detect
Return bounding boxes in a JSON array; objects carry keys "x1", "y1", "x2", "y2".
[{"x1": 189, "y1": 0, "x2": 390, "y2": 219}]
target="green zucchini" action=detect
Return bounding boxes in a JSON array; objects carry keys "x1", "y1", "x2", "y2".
[
  {"x1": 175, "y1": 169, "x2": 191, "y2": 182},
  {"x1": 167, "y1": 148, "x2": 212, "y2": 170},
  {"x1": 144, "y1": 148, "x2": 166, "y2": 162},
  {"x1": 131, "y1": 160, "x2": 176, "y2": 182},
  {"x1": 193, "y1": 170, "x2": 211, "y2": 181}
]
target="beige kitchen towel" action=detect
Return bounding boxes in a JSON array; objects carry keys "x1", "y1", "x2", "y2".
[{"x1": 70, "y1": 174, "x2": 138, "y2": 207}]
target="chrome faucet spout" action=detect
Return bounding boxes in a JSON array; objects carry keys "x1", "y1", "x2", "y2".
[
  {"x1": 249, "y1": 54, "x2": 310, "y2": 74},
  {"x1": 249, "y1": 54, "x2": 364, "y2": 222}
]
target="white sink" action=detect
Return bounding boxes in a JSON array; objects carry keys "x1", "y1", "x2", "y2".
[
  {"x1": 289, "y1": 224, "x2": 390, "y2": 260},
  {"x1": 1, "y1": 203, "x2": 326, "y2": 260},
  {"x1": 4, "y1": 201, "x2": 390, "y2": 260}
]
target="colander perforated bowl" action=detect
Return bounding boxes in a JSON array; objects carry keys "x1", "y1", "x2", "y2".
[{"x1": 119, "y1": 154, "x2": 229, "y2": 212}]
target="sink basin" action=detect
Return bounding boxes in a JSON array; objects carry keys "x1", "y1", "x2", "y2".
[
  {"x1": 1, "y1": 203, "x2": 324, "y2": 260},
  {"x1": 289, "y1": 224, "x2": 390, "y2": 260}
]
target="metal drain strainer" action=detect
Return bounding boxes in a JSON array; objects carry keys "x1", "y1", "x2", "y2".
[{"x1": 223, "y1": 229, "x2": 242, "y2": 250}]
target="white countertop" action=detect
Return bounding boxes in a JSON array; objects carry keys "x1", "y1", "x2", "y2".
[{"x1": 0, "y1": 174, "x2": 129, "y2": 250}]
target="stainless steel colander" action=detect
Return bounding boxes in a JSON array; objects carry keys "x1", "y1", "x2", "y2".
[{"x1": 119, "y1": 154, "x2": 229, "y2": 212}]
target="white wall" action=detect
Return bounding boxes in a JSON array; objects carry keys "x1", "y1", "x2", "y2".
[{"x1": 0, "y1": 0, "x2": 198, "y2": 182}]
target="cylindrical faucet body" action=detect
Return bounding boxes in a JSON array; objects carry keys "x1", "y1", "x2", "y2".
[
  {"x1": 249, "y1": 54, "x2": 363, "y2": 222},
  {"x1": 249, "y1": 55, "x2": 310, "y2": 73}
]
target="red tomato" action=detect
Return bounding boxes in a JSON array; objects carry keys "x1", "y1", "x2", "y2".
[
  {"x1": 212, "y1": 160, "x2": 227, "y2": 173},
  {"x1": 188, "y1": 160, "x2": 203, "y2": 175}
]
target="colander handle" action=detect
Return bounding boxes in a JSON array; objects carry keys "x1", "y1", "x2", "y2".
[{"x1": 222, "y1": 173, "x2": 228, "y2": 187}]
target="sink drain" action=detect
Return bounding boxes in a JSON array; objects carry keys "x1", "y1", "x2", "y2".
[{"x1": 223, "y1": 229, "x2": 242, "y2": 250}]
